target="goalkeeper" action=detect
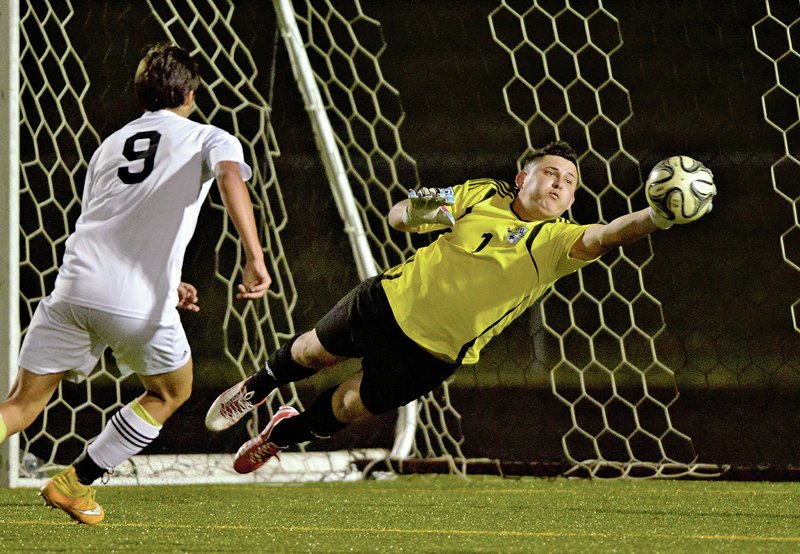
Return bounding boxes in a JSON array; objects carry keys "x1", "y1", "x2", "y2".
[{"x1": 206, "y1": 141, "x2": 705, "y2": 474}]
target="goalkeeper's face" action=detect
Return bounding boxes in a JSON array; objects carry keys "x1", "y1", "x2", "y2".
[{"x1": 513, "y1": 154, "x2": 578, "y2": 220}]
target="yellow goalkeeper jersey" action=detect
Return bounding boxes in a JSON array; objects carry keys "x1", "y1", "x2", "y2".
[{"x1": 381, "y1": 178, "x2": 596, "y2": 365}]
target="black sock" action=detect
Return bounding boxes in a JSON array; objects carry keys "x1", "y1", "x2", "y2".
[
  {"x1": 247, "y1": 335, "x2": 319, "y2": 400},
  {"x1": 73, "y1": 452, "x2": 105, "y2": 486},
  {"x1": 270, "y1": 386, "x2": 347, "y2": 446}
]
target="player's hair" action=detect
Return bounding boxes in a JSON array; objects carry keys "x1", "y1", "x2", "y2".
[
  {"x1": 134, "y1": 43, "x2": 200, "y2": 111},
  {"x1": 522, "y1": 141, "x2": 578, "y2": 173}
]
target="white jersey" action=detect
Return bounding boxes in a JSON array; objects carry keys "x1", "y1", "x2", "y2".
[{"x1": 52, "y1": 109, "x2": 251, "y2": 323}]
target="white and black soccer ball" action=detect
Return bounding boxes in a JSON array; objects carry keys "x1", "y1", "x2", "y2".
[{"x1": 645, "y1": 156, "x2": 716, "y2": 225}]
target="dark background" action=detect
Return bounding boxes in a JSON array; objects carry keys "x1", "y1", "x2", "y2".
[{"x1": 17, "y1": 0, "x2": 800, "y2": 471}]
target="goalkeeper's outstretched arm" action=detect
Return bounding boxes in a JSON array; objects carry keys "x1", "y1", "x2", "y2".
[{"x1": 570, "y1": 207, "x2": 664, "y2": 261}]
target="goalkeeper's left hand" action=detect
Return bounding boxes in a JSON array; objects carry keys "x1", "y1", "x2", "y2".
[{"x1": 402, "y1": 187, "x2": 455, "y2": 227}]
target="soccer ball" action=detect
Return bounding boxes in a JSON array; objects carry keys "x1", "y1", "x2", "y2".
[{"x1": 645, "y1": 156, "x2": 716, "y2": 225}]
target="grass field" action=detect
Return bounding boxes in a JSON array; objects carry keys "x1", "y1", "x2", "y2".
[{"x1": 2, "y1": 475, "x2": 800, "y2": 552}]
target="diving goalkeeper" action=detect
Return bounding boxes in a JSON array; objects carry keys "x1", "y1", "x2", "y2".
[{"x1": 205, "y1": 141, "x2": 703, "y2": 473}]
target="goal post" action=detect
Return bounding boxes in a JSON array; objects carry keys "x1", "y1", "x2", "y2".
[
  {"x1": 9, "y1": 0, "x2": 419, "y2": 488},
  {"x1": 6, "y1": 0, "x2": 798, "y2": 488},
  {"x1": 6, "y1": 0, "x2": 709, "y2": 488},
  {"x1": 271, "y1": 0, "x2": 417, "y2": 460},
  {"x1": 0, "y1": 0, "x2": 21, "y2": 489}
]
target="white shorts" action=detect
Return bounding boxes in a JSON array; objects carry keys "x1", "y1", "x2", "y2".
[{"x1": 19, "y1": 296, "x2": 191, "y2": 383}]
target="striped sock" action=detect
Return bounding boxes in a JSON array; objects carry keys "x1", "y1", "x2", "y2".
[{"x1": 86, "y1": 400, "x2": 162, "y2": 471}]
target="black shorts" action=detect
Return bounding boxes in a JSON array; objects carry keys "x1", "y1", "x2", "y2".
[{"x1": 315, "y1": 275, "x2": 459, "y2": 415}]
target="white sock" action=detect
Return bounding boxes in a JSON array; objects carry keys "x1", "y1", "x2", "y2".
[{"x1": 87, "y1": 402, "x2": 162, "y2": 470}]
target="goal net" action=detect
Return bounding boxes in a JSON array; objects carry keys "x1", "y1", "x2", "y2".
[{"x1": 6, "y1": 0, "x2": 797, "y2": 486}]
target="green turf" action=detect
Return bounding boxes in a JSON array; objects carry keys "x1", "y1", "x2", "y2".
[{"x1": 2, "y1": 475, "x2": 799, "y2": 552}]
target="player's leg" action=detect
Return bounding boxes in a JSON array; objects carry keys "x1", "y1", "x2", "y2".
[
  {"x1": 232, "y1": 371, "x2": 363, "y2": 474},
  {"x1": 0, "y1": 369, "x2": 64, "y2": 443},
  {"x1": 24, "y1": 299, "x2": 109, "y2": 524},
  {"x1": 68, "y1": 313, "x2": 193, "y2": 487},
  {"x1": 42, "y1": 311, "x2": 190, "y2": 524},
  {"x1": 70, "y1": 359, "x2": 193, "y2": 486},
  {"x1": 232, "y1": 276, "x2": 460, "y2": 473},
  {"x1": 205, "y1": 278, "x2": 371, "y2": 432},
  {"x1": 6, "y1": 297, "x2": 102, "y2": 443},
  {"x1": 42, "y1": 361, "x2": 192, "y2": 525},
  {"x1": 136, "y1": 358, "x2": 194, "y2": 423}
]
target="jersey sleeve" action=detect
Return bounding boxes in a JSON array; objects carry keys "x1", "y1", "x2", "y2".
[
  {"x1": 203, "y1": 127, "x2": 252, "y2": 182},
  {"x1": 413, "y1": 179, "x2": 515, "y2": 233},
  {"x1": 543, "y1": 219, "x2": 598, "y2": 278}
]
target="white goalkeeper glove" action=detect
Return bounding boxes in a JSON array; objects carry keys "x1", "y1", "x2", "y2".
[
  {"x1": 648, "y1": 207, "x2": 674, "y2": 230},
  {"x1": 648, "y1": 202, "x2": 714, "y2": 230},
  {"x1": 402, "y1": 187, "x2": 456, "y2": 228}
]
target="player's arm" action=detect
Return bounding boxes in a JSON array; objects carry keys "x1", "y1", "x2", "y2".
[
  {"x1": 176, "y1": 282, "x2": 200, "y2": 312},
  {"x1": 573, "y1": 155, "x2": 717, "y2": 261},
  {"x1": 570, "y1": 207, "x2": 661, "y2": 261},
  {"x1": 388, "y1": 187, "x2": 455, "y2": 232},
  {"x1": 215, "y1": 160, "x2": 271, "y2": 299},
  {"x1": 388, "y1": 199, "x2": 414, "y2": 231}
]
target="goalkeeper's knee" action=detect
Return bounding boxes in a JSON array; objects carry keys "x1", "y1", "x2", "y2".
[{"x1": 270, "y1": 387, "x2": 347, "y2": 445}]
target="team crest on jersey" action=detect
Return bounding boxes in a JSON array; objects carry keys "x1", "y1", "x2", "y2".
[{"x1": 506, "y1": 226, "x2": 528, "y2": 244}]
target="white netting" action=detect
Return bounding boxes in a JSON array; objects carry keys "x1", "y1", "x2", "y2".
[
  {"x1": 14, "y1": 0, "x2": 738, "y2": 485},
  {"x1": 19, "y1": 0, "x2": 107, "y2": 478},
  {"x1": 487, "y1": 1, "x2": 712, "y2": 478},
  {"x1": 288, "y1": 0, "x2": 713, "y2": 477},
  {"x1": 17, "y1": 0, "x2": 322, "y2": 484},
  {"x1": 753, "y1": 2, "x2": 800, "y2": 332}
]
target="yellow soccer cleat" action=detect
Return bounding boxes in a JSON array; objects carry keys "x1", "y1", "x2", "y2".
[{"x1": 40, "y1": 465, "x2": 105, "y2": 525}]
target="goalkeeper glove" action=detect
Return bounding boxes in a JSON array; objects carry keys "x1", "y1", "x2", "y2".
[
  {"x1": 648, "y1": 207, "x2": 673, "y2": 230},
  {"x1": 648, "y1": 202, "x2": 714, "y2": 230},
  {"x1": 402, "y1": 187, "x2": 456, "y2": 227}
]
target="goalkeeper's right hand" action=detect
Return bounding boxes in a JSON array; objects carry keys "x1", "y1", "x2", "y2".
[
  {"x1": 402, "y1": 187, "x2": 456, "y2": 228},
  {"x1": 648, "y1": 207, "x2": 674, "y2": 230}
]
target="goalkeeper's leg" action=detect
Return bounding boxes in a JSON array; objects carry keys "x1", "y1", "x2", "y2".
[
  {"x1": 207, "y1": 277, "x2": 378, "y2": 432},
  {"x1": 205, "y1": 331, "x2": 345, "y2": 432},
  {"x1": 234, "y1": 348, "x2": 459, "y2": 474},
  {"x1": 232, "y1": 376, "x2": 358, "y2": 474},
  {"x1": 231, "y1": 276, "x2": 461, "y2": 473},
  {"x1": 252, "y1": 331, "x2": 345, "y2": 394},
  {"x1": 239, "y1": 332, "x2": 461, "y2": 459},
  {"x1": 260, "y1": 273, "x2": 459, "y2": 438},
  {"x1": 269, "y1": 371, "x2": 367, "y2": 445}
]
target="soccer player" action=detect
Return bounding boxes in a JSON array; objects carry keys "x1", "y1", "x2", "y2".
[
  {"x1": 205, "y1": 141, "x2": 705, "y2": 474},
  {"x1": 0, "y1": 43, "x2": 270, "y2": 524}
]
